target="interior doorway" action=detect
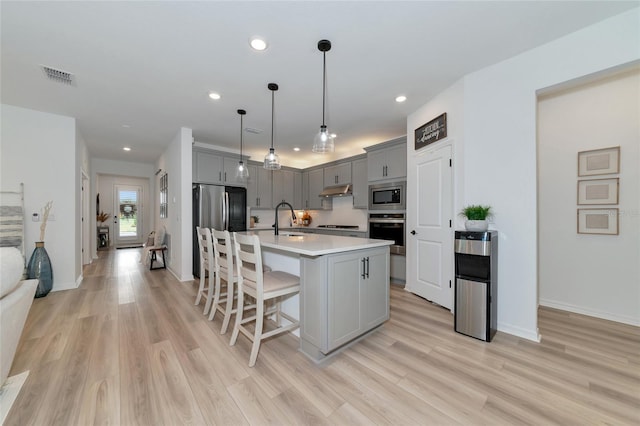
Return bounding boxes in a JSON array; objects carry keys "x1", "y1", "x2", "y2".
[{"x1": 81, "y1": 171, "x2": 91, "y2": 265}]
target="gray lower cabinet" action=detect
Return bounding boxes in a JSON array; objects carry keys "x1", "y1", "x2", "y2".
[{"x1": 300, "y1": 247, "x2": 389, "y2": 359}]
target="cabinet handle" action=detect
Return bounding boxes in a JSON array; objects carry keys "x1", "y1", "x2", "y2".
[
  {"x1": 366, "y1": 257, "x2": 370, "y2": 279},
  {"x1": 361, "y1": 258, "x2": 366, "y2": 279},
  {"x1": 219, "y1": 171, "x2": 222, "y2": 181},
  {"x1": 224, "y1": 172, "x2": 227, "y2": 181},
  {"x1": 257, "y1": 197, "x2": 260, "y2": 206}
]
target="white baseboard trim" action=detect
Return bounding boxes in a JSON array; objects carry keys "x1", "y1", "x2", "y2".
[
  {"x1": 0, "y1": 370, "x2": 29, "y2": 424},
  {"x1": 51, "y1": 280, "x2": 80, "y2": 292},
  {"x1": 75, "y1": 275, "x2": 83, "y2": 288},
  {"x1": 539, "y1": 298, "x2": 640, "y2": 326},
  {"x1": 497, "y1": 322, "x2": 541, "y2": 342}
]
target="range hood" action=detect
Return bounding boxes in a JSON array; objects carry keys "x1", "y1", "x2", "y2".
[{"x1": 319, "y1": 184, "x2": 352, "y2": 197}]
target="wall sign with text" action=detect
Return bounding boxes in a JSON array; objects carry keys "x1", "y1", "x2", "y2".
[{"x1": 415, "y1": 113, "x2": 447, "y2": 150}]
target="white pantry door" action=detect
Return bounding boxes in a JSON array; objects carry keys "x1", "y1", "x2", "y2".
[{"x1": 406, "y1": 143, "x2": 453, "y2": 309}]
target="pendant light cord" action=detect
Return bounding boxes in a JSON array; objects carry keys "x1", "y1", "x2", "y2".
[
  {"x1": 322, "y1": 51, "x2": 326, "y2": 126},
  {"x1": 271, "y1": 89, "x2": 275, "y2": 149},
  {"x1": 240, "y1": 114, "x2": 244, "y2": 162}
]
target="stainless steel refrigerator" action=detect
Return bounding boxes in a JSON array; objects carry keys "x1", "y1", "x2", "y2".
[{"x1": 193, "y1": 183, "x2": 247, "y2": 277}]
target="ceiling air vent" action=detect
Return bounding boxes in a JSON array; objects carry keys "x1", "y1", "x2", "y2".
[
  {"x1": 41, "y1": 65, "x2": 75, "y2": 85},
  {"x1": 244, "y1": 127, "x2": 262, "y2": 135}
]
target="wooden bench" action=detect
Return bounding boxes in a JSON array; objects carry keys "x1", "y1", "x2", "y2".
[{"x1": 146, "y1": 245, "x2": 167, "y2": 271}]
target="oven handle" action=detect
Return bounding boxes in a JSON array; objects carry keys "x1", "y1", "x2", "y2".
[{"x1": 368, "y1": 219, "x2": 405, "y2": 224}]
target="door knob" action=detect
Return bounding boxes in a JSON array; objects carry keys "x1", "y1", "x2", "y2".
[{"x1": 410, "y1": 230, "x2": 417, "y2": 235}]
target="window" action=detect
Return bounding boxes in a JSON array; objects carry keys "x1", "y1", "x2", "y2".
[{"x1": 160, "y1": 173, "x2": 168, "y2": 218}]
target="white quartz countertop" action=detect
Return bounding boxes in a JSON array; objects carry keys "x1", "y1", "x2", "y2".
[{"x1": 240, "y1": 231, "x2": 392, "y2": 256}]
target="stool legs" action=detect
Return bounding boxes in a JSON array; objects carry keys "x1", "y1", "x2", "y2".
[
  {"x1": 229, "y1": 290, "x2": 243, "y2": 346},
  {"x1": 249, "y1": 299, "x2": 265, "y2": 367}
]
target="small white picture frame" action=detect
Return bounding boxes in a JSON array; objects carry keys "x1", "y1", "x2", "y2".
[
  {"x1": 577, "y1": 178, "x2": 619, "y2": 205},
  {"x1": 578, "y1": 146, "x2": 620, "y2": 176},
  {"x1": 577, "y1": 208, "x2": 618, "y2": 235}
]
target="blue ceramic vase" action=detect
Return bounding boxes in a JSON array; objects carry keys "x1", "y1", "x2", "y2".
[{"x1": 27, "y1": 241, "x2": 53, "y2": 298}]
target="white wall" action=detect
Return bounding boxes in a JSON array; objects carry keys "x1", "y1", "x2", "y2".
[
  {"x1": 538, "y1": 68, "x2": 640, "y2": 325},
  {"x1": 406, "y1": 9, "x2": 640, "y2": 341},
  {"x1": 1, "y1": 104, "x2": 79, "y2": 291},
  {"x1": 156, "y1": 127, "x2": 193, "y2": 281}
]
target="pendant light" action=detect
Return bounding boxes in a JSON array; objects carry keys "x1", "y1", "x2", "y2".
[
  {"x1": 313, "y1": 39, "x2": 334, "y2": 153},
  {"x1": 263, "y1": 83, "x2": 281, "y2": 170},
  {"x1": 236, "y1": 109, "x2": 249, "y2": 180}
]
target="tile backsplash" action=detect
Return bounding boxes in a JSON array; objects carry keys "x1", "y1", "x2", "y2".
[{"x1": 250, "y1": 196, "x2": 368, "y2": 230}]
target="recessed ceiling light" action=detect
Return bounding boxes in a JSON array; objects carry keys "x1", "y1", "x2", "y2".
[
  {"x1": 122, "y1": 124, "x2": 131, "y2": 128},
  {"x1": 208, "y1": 92, "x2": 221, "y2": 100},
  {"x1": 250, "y1": 37, "x2": 268, "y2": 51},
  {"x1": 293, "y1": 147, "x2": 300, "y2": 152},
  {"x1": 395, "y1": 95, "x2": 407, "y2": 103},
  {"x1": 123, "y1": 147, "x2": 131, "y2": 151}
]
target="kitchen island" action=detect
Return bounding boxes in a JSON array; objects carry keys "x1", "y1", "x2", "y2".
[{"x1": 241, "y1": 231, "x2": 393, "y2": 362}]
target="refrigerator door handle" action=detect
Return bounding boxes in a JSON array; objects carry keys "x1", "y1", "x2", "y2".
[
  {"x1": 223, "y1": 191, "x2": 230, "y2": 230},
  {"x1": 221, "y1": 192, "x2": 226, "y2": 231}
]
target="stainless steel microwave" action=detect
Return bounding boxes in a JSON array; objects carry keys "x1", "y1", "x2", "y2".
[{"x1": 368, "y1": 181, "x2": 406, "y2": 210}]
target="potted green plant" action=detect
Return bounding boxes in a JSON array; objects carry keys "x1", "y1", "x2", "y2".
[
  {"x1": 459, "y1": 205, "x2": 492, "y2": 231},
  {"x1": 250, "y1": 215, "x2": 259, "y2": 228}
]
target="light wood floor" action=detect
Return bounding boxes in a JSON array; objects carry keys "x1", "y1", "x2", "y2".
[{"x1": 5, "y1": 248, "x2": 640, "y2": 425}]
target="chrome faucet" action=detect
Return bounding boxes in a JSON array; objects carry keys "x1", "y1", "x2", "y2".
[{"x1": 274, "y1": 201, "x2": 296, "y2": 236}]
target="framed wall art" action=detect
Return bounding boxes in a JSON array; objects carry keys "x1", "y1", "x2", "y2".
[
  {"x1": 577, "y1": 178, "x2": 619, "y2": 205},
  {"x1": 578, "y1": 146, "x2": 620, "y2": 176},
  {"x1": 577, "y1": 208, "x2": 618, "y2": 235}
]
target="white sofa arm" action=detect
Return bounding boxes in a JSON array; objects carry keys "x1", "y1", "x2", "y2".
[{"x1": 0, "y1": 279, "x2": 37, "y2": 387}]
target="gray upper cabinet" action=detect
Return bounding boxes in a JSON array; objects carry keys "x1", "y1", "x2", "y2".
[
  {"x1": 194, "y1": 151, "x2": 224, "y2": 184},
  {"x1": 323, "y1": 162, "x2": 352, "y2": 187},
  {"x1": 351, "y1": 158, "x2": 368, "y2": 209},
  {"x1": 307, "y1": 168, "x2": 332, "y2": 210},
  {"x1": 246, "y1": 164, "x2": 272, "y2": 208},
  {"x1": 272, "y1": 169, "x2": 295, "y2": 208},
  {"x1": 293, "y1": 171, "x2": 303, "y2": 210},
  {"x1": 193, "y1": 150, "x2": 247, "y2": 187},
  {"x1": 367, "y1": 142, "x2": 407, "y2": 182},
  {"x1": 301, "y1": 171, "x2": 310, "y2": 209}
]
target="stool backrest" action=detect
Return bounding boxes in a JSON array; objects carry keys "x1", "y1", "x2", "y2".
[
  {"x1": 196, "y1": 226, "x2": 213, "y2": 270},
  {"x1": 212, "y1": 228, "x2": 232, "y2": 277},
  {"x1": 232, "y1": 233, "x2": 264, "y2": 293}
]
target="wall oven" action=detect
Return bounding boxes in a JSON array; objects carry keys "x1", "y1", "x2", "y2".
[
  {"x1": 368, "y1": 181, "x2": 405, "y2": 211},
  {"x1": 368, "y1": 213, "x2": 405, "y2": 255}
]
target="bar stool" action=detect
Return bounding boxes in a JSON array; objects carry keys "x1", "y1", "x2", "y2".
[
  {"x1": 230, "y1": 232, "x2": 300, "y2": 367},
  {"x1": 210, "y1": 229, "x2": 238, "y2": 333},
  {"x1": 194, "y1": 226, "x2": 214, "y2": 315}
]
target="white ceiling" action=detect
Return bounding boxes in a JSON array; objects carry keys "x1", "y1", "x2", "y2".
[{"x1": 2, "y1": 1, "x2": 637, "y2": 168}]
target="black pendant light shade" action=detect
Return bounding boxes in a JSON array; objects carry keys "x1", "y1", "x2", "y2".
[
  {"x1": 236, "y1": 109, "x2": 249, "y2": 179},
  {"x1": 313, "y1": 39, "x2": 334, "y2": 153},
  {"x1": 264, "y1": 83, "x2": 281, "y2": 170}
]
